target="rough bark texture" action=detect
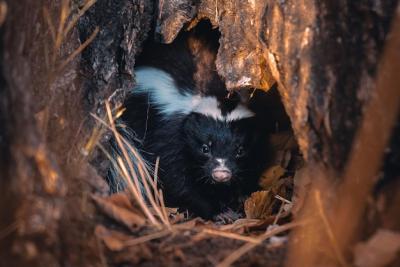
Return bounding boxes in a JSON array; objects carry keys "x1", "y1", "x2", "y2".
[
  {"x1": 0, "y1": 1, "x2": 67, "y2": 266},
  {"x1": 0, "y1": 0, "x2": 399, "y2": 266},
  {"x1": 78, "y1": 0, "x2": 153, "y2": 112},
  {"x1": 0, "y1": 0, "x2": 153, "y2": 266},
  {"x1": 156, "y1": 0, "x2": 398, "y2": 172}
]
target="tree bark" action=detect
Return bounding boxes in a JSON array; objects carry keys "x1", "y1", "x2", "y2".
[
  {"x1": 0, "y1": 0, "x2": 152, "y2": 266},
  {"x1": 0, "y1": 0, "x2": 398, "y2": 266},
  {"x1": 157, "y1": 0, "x2": 398, "y2": 172}
]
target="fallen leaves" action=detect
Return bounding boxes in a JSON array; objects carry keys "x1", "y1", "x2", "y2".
[
  {"x1": 259, "y1": 166, "x2": 286, "y2": 189},
  {"x1": 95, "y1": 225, "x2": 154, "y2": 264},
  {"x1": 250, "y1": 130, "x2": 302, "y2": 221},
  {"x1": 90, "y1": 129, "x2": 302, "y2": 266},
  {"x1": 95, "y1": 225, "x2": 130, "y2": 251},
  {"x1": 91, "y1": 186, "x2": 297, "y2": 267},
  {"x1": 92, "y1": 193, "x2": 146, "y2": 229},
  {"x1": 244, "y1": 191, "x2": 275, "y2": 219}
]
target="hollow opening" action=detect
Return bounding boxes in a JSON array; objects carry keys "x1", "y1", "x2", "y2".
[{"x1": 105, "y1": 20, "x2": 301, "y2": 227}]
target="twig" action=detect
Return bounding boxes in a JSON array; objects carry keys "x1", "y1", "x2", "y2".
[
  {"x1": 272, "y1": 202, "x2": 285, "y2": 225},
  {"x1": 202, "y1": 228, "x2": 261, "y2": 244},
  {"x1": 274, "y1": 195, "x2": 292, "y2": 204},
  {"x1": 54, "y1": 0, "x2": 70, "y2": 53},
  {"x1": 216, "y1": 221, "x2": 304, "y2": 267},
  {"x1": 43, "y1": 7, "x2": 56, "y2": 44},
  {"x1": 315, "y1": 190, "x2": 348, "y2": 267},
  {"x1": 63, "y1": 0, "x2": 97, "y2": 37},
  {"x1": 104, "y1": 102, "x2": 161, "y2": 227},
  {"x1": 118, "y1": 135, "x2": 170, "y2": 226},
  {"x1": 91, "y1": 105, "x2": 171, "y2": 228},
  {"x1": 58, "y1": 27, "x2": 99, "y2": 71},
  {"x1": 124, "y1": 229, "x2": 172, "y2": 247}
]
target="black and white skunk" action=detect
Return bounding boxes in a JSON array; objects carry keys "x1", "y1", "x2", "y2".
[{"x1": 110, "y1": 24, "x2": 277, "y2": 220}]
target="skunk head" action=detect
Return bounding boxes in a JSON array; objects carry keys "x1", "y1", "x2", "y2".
[
  {"x1": 132, "y1": 67, "x2": 267, "y2": 186},
  {"x1": 183, "y1": 112, "x2": 264, "y2": 185}
]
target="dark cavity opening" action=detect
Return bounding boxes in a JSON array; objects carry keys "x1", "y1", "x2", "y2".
[{"x1": 110, "y1": 19, "x2": 300, "y2": 222}]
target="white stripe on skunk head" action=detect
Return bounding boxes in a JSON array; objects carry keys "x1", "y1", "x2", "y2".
[
  {"x1": 192, "y1": 97, "x2": 254, "y2": 121},
  {"x1": 134, "y1": 67, "x2": 254, "y2": 121},
  {"x1": 134, "y1": 67, "x2": 195, "y2": 115}
]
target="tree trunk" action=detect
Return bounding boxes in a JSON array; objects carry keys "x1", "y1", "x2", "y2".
[
  {"x1": 0, "y1": 0, "x2": 398, "y2": 266},
  {"x1": 0, "y1": 0, "x2": 152, "y2": 266}
]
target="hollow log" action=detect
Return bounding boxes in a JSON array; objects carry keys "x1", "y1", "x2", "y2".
[{"x1": 0, "y1": 0, "x2": 399, "y2": 266}]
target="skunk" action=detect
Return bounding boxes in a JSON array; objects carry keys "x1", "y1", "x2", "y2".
[{"x1": 111, "y1": 23, "x2": 272, "y2": 219}]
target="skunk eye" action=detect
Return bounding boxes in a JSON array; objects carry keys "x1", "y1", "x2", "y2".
[
  {"x1": 201, "y1": 144, "x2": 210, "y2": 154},
  {"x1": 236, "y1": 146, "x2": 244, "y2": 157}
]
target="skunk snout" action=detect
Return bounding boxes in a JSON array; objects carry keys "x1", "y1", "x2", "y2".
[
  {"x1": 212, "y1": 169, "x2": 232, "y2": 182},
  {"x1": 211, "y1": 158, "x2": 232, "y2": 182}
]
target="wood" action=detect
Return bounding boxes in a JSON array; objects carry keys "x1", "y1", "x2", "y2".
[
  {"x1": 0, "y1": 0, "x2": 398, "y2": 266},
  {"x1": 157, "y1": 0, "x2": 397, "y2": 171}
]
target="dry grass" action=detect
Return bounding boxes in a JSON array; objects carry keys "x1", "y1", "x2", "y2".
[
  {"x1": 216, "y1": 221, "x2": 304, "y2": 267},
  {"x1": 90, "y1": 100, "x2": 301, "y2": 266},
  {"x1": 315, "y1": 190, "x2": 348, "y2": 267},
  {"x1": 43, "y1": 0, "x2": 98, "y2": 70},
  {"x1": 91, "y1": 102, "x2": 171, "y2": 229}
]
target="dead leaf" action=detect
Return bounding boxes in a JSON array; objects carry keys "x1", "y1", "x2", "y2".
[
  {"x1": 244, "y1": 191, "x2": 275, "y2": 219},
  {"x1": 95, "y1": 225, "x2": 130, "y2": 251},
  {"x1": 270, "y1": 177, "x2": 293, "y2": 200},
  {"x1": 259, "y1": 165, "x2": 286, "y2": 190},
  {"x1": 92, "y1": 194, "x2": 146, "y2": 229},
  {"x1": 107, "y1": 191, "x2": 136, "y2": 210},
  {"x1": 219, "y1": 218, "x2": 261, "y2": 231},
  {"x1": 95, "y1": 225, "x2": 153, "y2": 263},
  {"x1": 354, "y1": 229, "x2": 400, "y2": 267}
]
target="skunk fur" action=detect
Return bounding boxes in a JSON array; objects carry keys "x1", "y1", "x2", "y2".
[{"x1": 111, "y1": 23, "x2": 274, "y2": 219}]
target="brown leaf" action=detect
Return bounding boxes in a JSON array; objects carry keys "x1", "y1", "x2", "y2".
[
  {"x1": 244, "y1": 191, "x2": 275, "y2": 219},
  {"x1": 92, "y1": 194, "x2": 146, "y2": 229},
  {"x1": 95, "y1": 225, "x2": 130, "y2": 251},
  {"x1": 270, "y1": 177, "x2": 292, "y2": 199},
  {"x1": 354, "y1": 229, "x2": 400, "y2": 267},
  {"x1": 107, "y1": 192, "x2": 136, "y2": 210},
  {"x1": 259, "y1": 165, "x2": 286, "y2": 190},
  {"x1": 95, "y1": 226, "x2": 153, "y2": 263}
]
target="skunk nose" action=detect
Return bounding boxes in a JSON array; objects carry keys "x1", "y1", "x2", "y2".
[
  {"x1": 212, "y1": 158, "x2": 232, "y2": 182},
  {"x1": 212, "y1": 168, "x2": 232, "y2": 182}
]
